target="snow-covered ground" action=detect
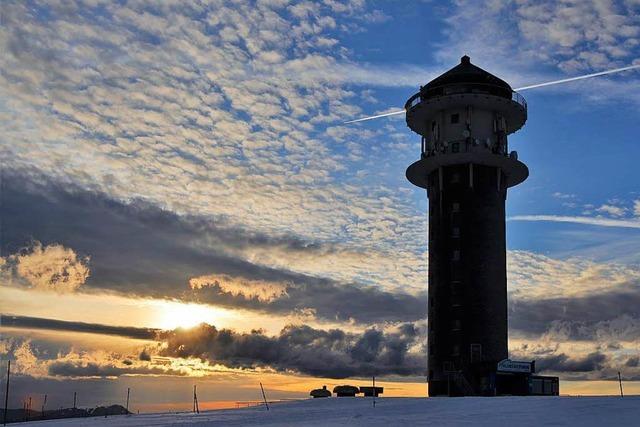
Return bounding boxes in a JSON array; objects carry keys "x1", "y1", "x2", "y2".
[{"x1": 16, "y1": 396, "x2": 640, "y2": 426}]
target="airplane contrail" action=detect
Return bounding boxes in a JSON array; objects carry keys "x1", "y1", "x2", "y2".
[
  {"x1": 514, "y1": 63, "x2": 640, "y2": 91},
  {"x1": 344, "y1": 63, "x2": 639, "y2": 124},
  {"x1": 343, "y1": 109, "x2": 405, "y2": 124}
]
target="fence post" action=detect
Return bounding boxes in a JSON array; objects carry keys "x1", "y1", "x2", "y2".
[
  {"x1": 618, "y1": 372, "x2": 624, "y2": 398},
  {"x1": 3, "y1": 360, "x2": 10, "y2": 427},
  {"x1": 259, "y1": 383, "x2": 269, "y2": 411}
]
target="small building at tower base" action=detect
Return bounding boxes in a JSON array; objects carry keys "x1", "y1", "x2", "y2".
[
  {"x1": 438, "y1": 359, "x2": 559, "y2": 396},
  {"x1": 495, "y1": 359, "x2": 559, "y2": 396}
]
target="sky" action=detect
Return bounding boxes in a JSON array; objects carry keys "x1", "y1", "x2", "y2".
[{"x1": 1, "y1": 0, "x2": 640, "y2": 412}]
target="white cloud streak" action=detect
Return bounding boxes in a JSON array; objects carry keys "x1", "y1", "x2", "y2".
[{"x1": 509, "y1": 215, "x2": 640, "y2": 229}]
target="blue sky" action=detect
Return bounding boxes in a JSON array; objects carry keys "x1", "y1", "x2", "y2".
[{"x1": 1, "y1": 0, "x2": 640, "y2": 408}]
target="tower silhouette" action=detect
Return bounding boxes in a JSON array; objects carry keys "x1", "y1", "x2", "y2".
[{"x1": 405, "y1": 56, "x2": 528, "y2": 396}]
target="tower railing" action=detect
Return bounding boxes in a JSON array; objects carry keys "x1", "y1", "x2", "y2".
[
  {"x1": 405, "y1": 89, "x2": 528, "y2": 113},
  {"x1": 511, "y1": 91, "x2": 527, "y2": 109}
]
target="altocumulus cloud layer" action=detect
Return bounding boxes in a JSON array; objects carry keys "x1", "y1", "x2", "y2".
[{"x1": 0, "y1": 0, "x2": 426, "y2": 268}]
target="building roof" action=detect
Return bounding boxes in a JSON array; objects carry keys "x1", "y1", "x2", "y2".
[
  {"x1": 359, "y1": 386, "x2": 384, "y2": 392},
  {"x1": 332, "y1": 385, "x2": 360, "y2": 395},
  {"x1": 310, "y1": 387, "x2": 331, "y2": 398},
  {"x1": 420, "y1": 55, "x2": 512, "y2": 99}
]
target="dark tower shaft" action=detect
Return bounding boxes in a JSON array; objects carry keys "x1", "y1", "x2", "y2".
[{"x1": 405, "y1": 56, "x2": 528, "y2": 396}]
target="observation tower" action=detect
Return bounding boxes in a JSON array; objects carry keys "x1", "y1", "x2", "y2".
[{"x1": 405, "y1": 56, "x2": 528, "y2": 396}]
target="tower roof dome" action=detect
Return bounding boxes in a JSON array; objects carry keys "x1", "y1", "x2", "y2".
[{"x1": 421, "y1": 55, "x2": 513, "y2": 99}]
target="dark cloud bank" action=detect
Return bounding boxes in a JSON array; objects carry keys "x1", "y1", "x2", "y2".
[
  {"x1": 2, "y1": 314, "x2": 426, "y2": 379},
  {"x1": 6, "y1": 315, "x2": 636, "y2": 379},
  {"x1": 158, "y1": 323, "x2": 426, "y2": 379},
  {"x1": 4, "y1": 171, "x2": 640, "y2": 340},
  {"x1": 510, "y1": 291, "x2": 640, "y2": 340},
  {"x1": 0, "y1": 315, "x2": 158, "y2": 340},
  {"x1": 1, "y1": 171, "x2": 426, "y2": 324}
]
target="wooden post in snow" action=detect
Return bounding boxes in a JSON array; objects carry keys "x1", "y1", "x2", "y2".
[
  {"x1": 193, "y1": 385, "x2": 199, "y2": 414},
  {"x1": 372, "y1": 376, "x2": 376, "y2": 408},
  {"x1": 618, "y1": 371, "x2": 624, "y2": 397},
  {"x1": 126, "y1": 388, "x2": 130, "y2": 414},
  {"x1": 259, "y1": 383, "x2": 269, "y2": 411},
  {"x1": 3, "y1": 360, "x2": 9, "y2": 427}
]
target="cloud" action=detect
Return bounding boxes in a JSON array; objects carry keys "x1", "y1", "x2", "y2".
[
  {"x1": 139, "y1": 349, "x2": 152, "y2": 361},
  {"x1": 436, "y1": 0, "x2": 640, "y2": 104},
  {"x1": 6, "y1": 312, "x2": 639, "y2": 380},
  {"x1": 189, "y1": 274, "x2": 289, "y2": 302},
  {"x1": 11, "y1": 339, "x2": 49, "y2": 377},
  {"x1": 1, "y1": 241, "x2": 89, "y2": 292},
  {"x1": 552, "y1": 192, "x2": 577, "y2": 200},
  {"x1": 2, "y1": 317, "x2": 427, "y2": 380},
  {"x1": 508, "y1": 251, "x2": 640, "y2": 300},
  {"x1": 595, "y1": 204, "x2": 627, "y2": 217},
  {"x1": 0, "y1": 336, "x2": 214, "y2": 379},
  {"x1": 508, "y1": 215, "x2": 640, "y2": 229},
  {"x1": 47, "y1": 360, "x2": 186, "y2": 378},
  {"x1": 535, "y1": 352, "x2": 607, "y2": 373},
  {"x1": 158, "y1": 322, "x2": 426, "y2": 379},
  {"x1": 0, "y1": 315, "x2": 158, "y2": 340},
  {"x1": 508, "y1": 251, "x2": 640, "y2": 343},
  {"x1": 0, "y1": 0, "x2": 425, "y2": 262},
  {"x1": 189, "y1": 273, "x2": 427, "y2": 324},
  {"x1": 1, "y1": 172, "x2": 426, "y2": 324}
]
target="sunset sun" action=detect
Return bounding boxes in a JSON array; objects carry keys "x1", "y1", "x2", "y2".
[{"x1": 155, "y1": 301, "x2": 219, "y2": 330}]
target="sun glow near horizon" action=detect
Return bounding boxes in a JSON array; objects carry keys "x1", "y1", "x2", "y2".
[{"x1": 153, "y1": 300, "x2": 232, "y2": 330}]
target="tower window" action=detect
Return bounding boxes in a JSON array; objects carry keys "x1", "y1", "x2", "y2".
[
  {"x1": 451, "y1": 142, "x2": 460, "y2": 153},
  {"x1": 452, "y1": 202, "x2": 460, "y2": 212},
  {"x1": 451, "y1": 281, "x2": 462, "y2": 295},
  {"x1": 452, "y1": 227, "x2": 460, "y2": 238},
  {"x1": 452, "y1": 345, "x2": 460, "y2": 356},
  {"x1": 470, "y1": 344, "x2": 482, "y2": 363},
  {"x1": 451, "y1": 173, "x2": 460, "y2": 183},
  {"x1": 450, "y1": 113, "x2": 459, "y2": 124},
  {"x1": 452, "y1": 250, "x2": 460, "y2": 261}
]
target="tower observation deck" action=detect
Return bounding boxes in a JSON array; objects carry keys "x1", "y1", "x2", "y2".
[{"x1": 405, "y1": 56, "x2": 528, "y2": 396}]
